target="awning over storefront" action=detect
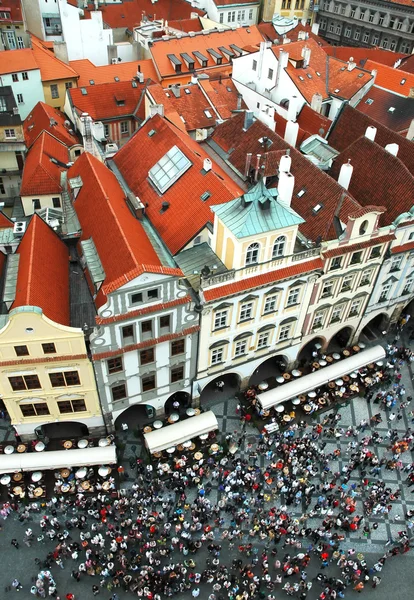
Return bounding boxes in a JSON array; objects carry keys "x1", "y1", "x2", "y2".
[
  {"x1": 144, "y1": 410, "x2": 219, "y2": 454},
  {"x1": 258, "y1": 345, "x2": 386, "y2": 411},
  {"x1": 0, "y1": 445, "x2": 117, "y2": 474}
]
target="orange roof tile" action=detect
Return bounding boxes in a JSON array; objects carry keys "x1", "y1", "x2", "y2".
[
  {"x1": 69, "y1": 80, "x2": 150, "y2": 121},
  {"x1": 364, "y1": 60, "x2": 414, "y2": 96},
  {"x1": 167, "y1": 18, "x2": 203, "y2": 33},
  {"x1": 12, "y1": 215, "x2": 70, "y2": 325},
  {"x1": 297, "y1": 104, "x2": 331, "y2": 137},
  {"x1": 322, "y1": 234, "x2": 395, "y2": 258},
  {"x1": 323, "y1": 46, "x2": 408, "y2": 68},
  {"x1": 203, "y1": 258, "x2": 323, "y2": 302},
  {"x1": 147, "y1": 83, "x2": 215, "y2": 131},
  {"x1": 0, "y1": 48, "x2": 39, "y2": 75},
  {"x1": 0, "y1": 212, "x2": 13, "y2": 229},
  {"x1": 30, "y1": 35, "x2": 79, "y2": 82},
  {"x1": 113, "y1": 114, "x2": 243, "y2": 254},
  {"x1": 391, "y1": 241, "x2": 414, "y2": 254},
  {"x1": 150, "y1": 26, "x2": 264, "y2": 79},
  {"x1": 20, "y1": 132, "x2": 69, "y2": 196},
  {"x1": 198, "y1": 76, "x2": 247, "y2": 120},
  {"x1": 70, "y1": 58, "x2": 159, "y2": 86},
  {"x1": 24, "y1": 102, "x2": 80, "y2": 149},
  {"x1": 68, "y1": 152, "x2": 181, "y2": 305},
  {"x1": 258, "y1": 21, "x2": 326, "y2": 46}
]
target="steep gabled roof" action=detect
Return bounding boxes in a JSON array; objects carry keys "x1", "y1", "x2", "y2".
[
  {"x1": 167, "y1": 18, "x2": 203, "y2": 33},
  {"x1": 323, "y1": 46, "x2": 408, "y2": 68},
  {"x1": 198, "y1": 76, "x2": 247, "y2": 120},
  {"x1": 0, "y1": 48, "x2": 38, "y2": 75},
  {"x1": 147, "y1": 83, "x2": 216, "y2": 131},
  {"x1": 356, "y1": 87, "x2": 414, "y2": 134},
  {"x1": 296, "y1": 104, "x2": 332, "y2": 137},
  {"x1": 20, "y1": 132, "x2": 69, "y2": 196},
  {"x1": 364, "y1": 59, "x2": 414, "y2": 96},
  {"x1": 24, "y1": 102, "x2": 80, "y2": 149},
  {"x1": 0, "y1": 212, "x2": 13, "y2": 229},
  {"x1": 30, "y1": 35, "x2": 79, "y2": 82},
  {"x1": 68, "y1": 153, "x2": 182, "y2": 307},
  {"x1": 70, "y1": 58, "x2": 158, "y2": 87},
  {"x1": 113, "y1": 114, "x2": 243, "y2": 254},
  {"x1": 12, "y1": 215, "x2": 70, "y2": 325}
]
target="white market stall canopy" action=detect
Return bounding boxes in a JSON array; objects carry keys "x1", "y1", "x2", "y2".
[
  {"x1": 144, "y1": 410, "x2": 219, "y2": 454},
  {"x1": 0, "y1": 445, "x2": 117, "y2": 475},
  {"x1": 258, "y1": 345, "x2": 386, "y2": 411}
]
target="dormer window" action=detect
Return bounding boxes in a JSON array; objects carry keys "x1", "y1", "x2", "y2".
[
  {"x1": 245, "y1": 242, "x2": 260, "y2": 266},
  {"x1": 272, "y1": 236, "x2": 286, "y2": 259}
]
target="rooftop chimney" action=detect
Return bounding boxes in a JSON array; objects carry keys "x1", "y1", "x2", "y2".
[
  {"x1": 278, "y1": 171, "x2": 295, "y2": 207},
  {"x1": 311, "y1": 92, "x2": 323, "y2": 114},
  {"x1": 254, "y1": 153, "x2": 261, "y2": 181},
  {"x1": 287, "y1": 95, "x2": 300, "y2": 122},
  {"x1": 243, "y1": 110, "x2": 254, "y2": 131},
  {"x1": 244, "y1": 152, "x2": 252, "y2": 177},
  {"x1": 365, "y1": 126, "x2": 377, "y2": 141},
  {"x1": 279, "y1": 150, "x2": 291, "y2": 174},
  {"x1": 136, "y1": 70, "x2": 144, "y2": 83},
  {"x1": 203, "y1": 157, "x2": 212, "y2": 172},
  {"x1": 311, "y1": 22, "x2": 320, "y2": 36},
  {"x1": 237, "y1": 93, "x2": 242, "y2": 110},
  {"x1": 302, "y1": 46, "x2": 311, "y2": 68},
  {"x1": 347, "y1": 57, "x2": 357, "y2": 71},
  {"x1": 284, "y1": 120, "x2": 299, "y2": 147},
  {"x1": 338, "y1": 159, "x2": 353, "y2": 190},
  {"x1": 385, "y1": 143, "x2": 399, "y2": 156},
  {"x1": 171, "y1": 84, "x2": 181, "y2": 98}
]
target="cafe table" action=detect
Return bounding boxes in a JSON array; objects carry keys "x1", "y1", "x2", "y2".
[
  {"x1": 4, "y1": 445, "x2": 15, "y2": 454},
  {"x1": 194, "y1": 452, "x2": 203, "y2": 460},
  {"x1": 199, "y1": 433, "x2": 209, "y2": 441},
  {"x1": 0, "y1": 474, "x2": 11, "y2": 485},
  {"x1": 258, "y1": 381, "x2": 269, "y2": 391},
  {"x1": 143, "y1": 426, "x2": 152, "y2": 433},
  {"x1": 13, "y1": 486, "x2": 23, "y2": 495},
  {"x1": 194, "y1": 409, "x2": 201, "y2": 416},
  {"x1": 276, "y1": 405, "x2": 285, "y2": 413},
  {"x1": 61, "y1": 468, "x2": 70, "y2": 478},
  {"x1": 31, "y1": 472, "x2": 43, "y2": 482},
  {"x1": 319, "y1": 360, "x2": 327, "y2": 367},
  {"x1": 186, "y1": 408, "x2": 196, "y2": 417},
  {"x1": 77, "y1": 439, "x2": 88, "y2": 449},
  {"x1": 76, "y1": 467, "x2": 87, "y2": 479},
  {"x1": 168, "y1": 413, "x2": 180, "y2": 423},
  {"x1": 17, "y1": 444, "x2": 27, "y2": 453},
  {"x1": 12, "y1": 472, "x2": 23, "y2": 482},
  {"x1": 332, "y1": 353, "x2": 341, "y2": 360},
  {"x1": 35, "y1": 441, "x2": 45, "y2": 452},
  {"x1": 98, "y1": 466, "x2": 111, "y2": 477},
  {"x1": 34, "y1": 487, "x2": 43, "y2": 497},
  {"x1": 153, "y1": 420, "x2": 163, "y2": 429},
  {"x1": 183, "y1": 440, "x2": 192, "y2": 449},
  {"x1": 292, "y1": 370, "x2": 302, "y2": 377},
  {"x1": 166, "y1": 446, "x2": 176, "y2": 454},
  {"x1": 308, "y1": 391, "x2": 317, "y2": 398},
  {"x1": 276, "y1": 376, "x2": 285, "y2": 384},
  {"x1": 63, "y1": 440, "x2": 73, "y2": 449},
  {"x1": 283, "y1": 373, "x2": 291, "y2": 380}
]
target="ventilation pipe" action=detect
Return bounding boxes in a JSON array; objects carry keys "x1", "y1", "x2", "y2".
[
  {"x1": 279, "y1": 150, "x2": 291, "y2": 174},
  {"x1": 385, "y1": 143, "x2": 399, "y2": 156},
  {"x1": 338, "y1": 159, "x2": 353, "y2": 190},
  {"x1": 244, "y1": 153, "x2": 252, "y2": 177},
  {"x1": 284, "y1": 120, "x2": 299, "y2": 147},
  {"x1": 287, "y1": 95, "x2": 300, "y2": 122},
  {"x1": 278, "y1": 171, "x2": 295, "y2": 207},
  {"x1": 203, "y1": 157, "x2": 212, "y2": 172},
  {"x1": 311, "y1": 92, "x2": 323, "y2": 114}
]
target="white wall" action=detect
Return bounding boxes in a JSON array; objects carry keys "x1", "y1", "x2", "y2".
[
  {"x1": 201, "y1": 0, "x2": 259, "y2": 25},
  {"x1": 0, "y1": 71, "x2": 44, "y2": 119}
]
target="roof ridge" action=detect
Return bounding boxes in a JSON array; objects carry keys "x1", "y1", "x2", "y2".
[{"x1": 24, "y1": 216, "x2": 37, "y2": 307}]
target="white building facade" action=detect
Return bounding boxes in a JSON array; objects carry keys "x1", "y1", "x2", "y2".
[{"x1": 199, "y1": 0, "x2": 260, "y2": 26}]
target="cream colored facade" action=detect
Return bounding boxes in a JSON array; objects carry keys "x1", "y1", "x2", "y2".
[
  {"x1": 0, "y1": 307, "x2": 105, "y2": 441},
  {"x1": 262, "y1": 0, "x2": 313, "y2": 22},
  {"x1": 21, "y1": 192, "x2": 63, "y2": 216}
]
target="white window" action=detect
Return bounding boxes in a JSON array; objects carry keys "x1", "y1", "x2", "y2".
[
  {"x1": 372, "y1": 34, "x2": 379, "y2": 45},
  {"x1": 50, "y1": 84, "x2": 59, "y2": 99},
  {"x1": 252, "y1": 59, "x2": 257, "y2": 71},
  {"x1": 257, "y1": 332, "x2": 269, "y2": 349},
  {"x1": 264, "y1": 294, "x2": 278, "y2": 314},
  {"x1": 331, "y1": 305, "x2": 344, "y2": 323},
  {"x1": 279, "y1": 323, "x2": 291, "y2": 342},
  {"x1": 330, "y1": 256, "x2": 342, "y2": 270},
  {"x1": 349, "y1": 299, "x2": 362, "y2": 315},
  {"x1": 219, "y1": 13, "x2": 224, "y2": 23},
  {"x1": 313, "y1": 312, "x2": 325, "y2": 329},
  {"x1": 350, "y1": 7, "x2": 356, "y2": 18},
  {"x1": 17, "y1": 36, "x2": 24, "y2": 49},
  {"x1": 17, "y1": 94, "x2": 23, "y2": 104},
  {"x1": 104, "y1": 123, "x2": 110, "y2": 137},
  {"x1": 5, "y1": 129, "x2": 16, "y2": 138},
  {"x1": 240, "y1": 302, "x2": 253, "y2": 321},
  {"x1": 227, "y1": 11, "x2": 235, "y2": 22},
  {"x1": 120, "y1": 121, "x2": 129, "y2": 134},
  {"x1": 379, "y1": 284, "x2": 391, "y2": 302},
  {"x1": 391, "y1": 256, "x2": 402, "y2": 271},
  {"x1": 369, "y1": 12, "x2": 374, "y2": 23},
  {"x1": 234, "y1": 340, "x2": 247, "y2": 357},
  {"x1": 268, "y1": 68, "x2": 274, "y2": 80},
  {"x1": 403, "y1": 278, "x2": 413, "y2": 294},
  {"x1": 6, "y1": 31, "x2": 16, "y2": 49},
  {"x1": 341, "y1": 275, "x2": 353, "y2": 292},
  {"x1": 336, "y1": 24, "x2": 341, "y2": 34},
  {"x1": 214, "y1": 310, "x2": 228, "y2": 329},
  {"x1": 329, "y1": 22, "x2": 335, "y2": 32},
  {"x1": 287, "y1": 288, "x2": 300, "y2": 306},
  {"x1": 248, "y1": 9, "x2": 253, "y2": 19},
  {"x1": 211, "y1": 347, "x2": 224, "y2": 365},
  {"x1": 360, "y1": 269, "x2": 372, "y2": 286},
  {"x1": 272, "y1": 236, "x2": 285, "y2": 258},
  {"x1": 245, "y1": 242, "x2": 259, "y2": 266},
  {"x1": 322, "y1": 281, "x2": 334, "y2": 297},
  {"x1": 345, "y1": 27, "x2": 351, "y2": 37},
  {"x1": 354, "y1": 29, "x2": 360, "y2": 40},
  {"x1": 363, "y1": 32, "x2": 370, "y2": 43}
]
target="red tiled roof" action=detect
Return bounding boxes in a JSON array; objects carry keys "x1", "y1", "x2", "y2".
[
  {"x1": 12, "y1": 215, "x2": 70, "y2": 325},
  {"x1": 0, "y1": 0, "x2": 24, "y2": 22},
  {"x1": 147, "y1": 83, "x2": 214, "y2": 131},
  {"x1": 69, "y1": 80, "x2": 150, "y2": 121},
  {"x1": 322, "y1": 234, "x2": 395, "y2": 258},
  {"x1": 93, "y1": 325, "x2": 200, "y2": 360},
  {"x1": 258, "y1": 21, "x2": 325, "y2": 46},
  {"x1": 167, "y1": 18, "x2": 203, "y2": 33},
  {"x1": 356, "y1": 86, "x2": 414, "y2": 134},
  {"x1": 0, "y1": 48, "x2": 38, "y2": 75},
  {"x1": 391, "y1": 241, "x2": 414, "y2": 254},
  {"x1": 0, "y1": 212, "x2": 13, "y2": 229},
  {"x1": 113, "y1": 114, "x2": 243, "y2": 254},
  {"x1": 323, "y1": 46, "x2": 408, "y2": 68},
  {"x1": 203, "y1": 258, "x2": 323, "y2": 302},
  {"x1": 150, "y1": 26, "x2": 264, "y2": 79},
  {"x1": 297, "y1": 104, "x2": 331, "y2": 137},
  {"x1": 70, "y1": 58, "x2": 159, "y2": 87},
  {"x1": 20, "y1": 132, "x2": 68, "y2": 196},
  {"x1": 198, "y1": 76, "x2": 247, "y2": 120},
  {"x1": 364, "y1": 59, "x2": 414, "y2": 96},
  {"x1": 96, "y1": 295, "x2": 191, "y2": 325},
  {"x1": 330, "y1": 136, "x2": 414, "y2": 228},
  {"x1": 24, "y1": 102, "x2": 80, "y2": 149},
  {"x1": 67, "y1": 152, "x2": 181, "y2": 306},
  {"x1": 67, "y1": 0, "x2": 204, "y2": 30},
  {"x1": 399, "y1": 54, "x2": 414, "y2": 74},
  {"x1": 211, "y1": 112, "x2": 362, "y2": 242},
  {"x1": 30, "y1": 35, "x2": 79, "y2": 82},
  {"x1": 328, "y1": 104, "x2": 414, "y2": 175}
]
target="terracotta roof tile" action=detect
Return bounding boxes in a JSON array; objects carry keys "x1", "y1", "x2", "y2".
[
  {"x1": 24, "y1": 102, "x2": 80, "y2": 149},
  {"x1": 20, "y1": 131, "x2": 69, "y2": 196},
  {"x1": 323, "y1": 46, "x2": 408, "y2": 68},
  {"x1": 70, "y1": 58, "x2": 158, "y2": 87},
  {"x1": 67, "y1": 152, "x2": 180, "y2": 305},
  {"x1": 147, "y1": 83, "x2": 214, "y2": 131},
  {"x1": 167, "y1": 18, "x2": 203, "y2": 33},
  {"x1": 96, "y1": 295, "x2": 191, "y2": 325},
  {"x1": 364, "y1": 59, "x2": 414, "y2": 96},
  {"x1": 0, "y1": 48, "x2": 38, "y2": 75},
  {"x1": 296, "y1": 104, "x2": 331, "y2": 137},
  {"x1": 198, "y1": 76, "x2": 247, "y2": 120},
  {"x1": 12, "y1": 215, "x2": 70, "y2": 325},
  {"x1": 258, "y1": 21, "x2": 326, "y2": 46},
  {"x1": 69, "y1": 80, "x2": 151, "y2": 122},
  {"x1": 30, "y1": 35, "x2": 79, "y2": 82},
  {"x1": 399, "y1": 54, "x2": 414, "y2": 74},
  {"x1": 356, "y1": 86, "x2": 414, "y2": 134},
  {"x1": 328, "y1": 105, "x2": 414, "y2": 175},
  {"x1": 322, "y1": 233, "x2": 395, "y2": 258},
  {"x1": 0, "y1": 212, "x2": 13, "y2": 229},
  {"x1": 391, "y1": 241, "x2": 414, "y2": 254},
  {"x1": 203, "y1": 258, "x2": 323, "y2": 302},
  {"x1": 93, "y1": 325, "x2": 200, "y2": 360},
  {"x1": 113, "y1": 114, "x2": 243, "y2": 254}
]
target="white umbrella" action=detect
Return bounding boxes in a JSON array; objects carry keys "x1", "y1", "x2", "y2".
[
  {"x1": 98, "y1": 466, "x2": 110, "y2": 477},
  {"x1": 166, "y1": 447, "x2": 176, "y2": 454},
  {"x1": 75, "y1": 467, "x2": 87, "y2": 479},
  {"x1": 31, "y1": 472, "x2": 43, "y2": 482},
  {"x1": 0, "y1": 474, "x2": 11, "y2": 485},
  {"x1": 276, "y1": 405, "x2": 285, "y2": 413}
]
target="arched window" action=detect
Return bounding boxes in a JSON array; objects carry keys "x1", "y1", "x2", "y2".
[
  {"x1": 359, "y1": 220, "x2": 368, "y2": 235},
  {"x1": 272, "y1": 236, "x2": 286, "y2": 259},
  {"x1": 245, "y1": 242, "x2": 260, "y2": 266}
]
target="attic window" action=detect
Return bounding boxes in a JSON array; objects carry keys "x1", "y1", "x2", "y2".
[
  {"x1": 148, "y1": 129, "x2": 157, "y2": 137},
  {"x1": 401, "y1": 78, "x2": 406, "y2": 85},
  {"x1": 201, "y1": 191, "x2": 211, "y2": 201},
  {"x1": 340, "y1": 67, "x2": 346, "y2": 72},
  {"x1": 365, "y1": 98, "x2": 374, "y2": 105},
  {"x1": 116, "y1": 97, "x2": 125, "y2": 106},
  {"x1": 204, "y1": 109, "x2": 213, "y2": 118},
  {"x1": 298, "y1": 76, "x2": 304, "y2": 81},
  {"x1": 307, "y1": 73, "x2": 312, "y2": 79},
  {"x1": 357, "y1": 73, "x2": 364, "y2": 78},
  {"x1": 316, "y1": 71, "x2": 321, "y2": 76},
  {"x1": 114, "y1": 76, "x2": 120, "y2": 82},
  {"x1": 180, "y1": 115, "x2": 186, "y2": 123},
  {"x1": 184, "y1": 88, "x2": 191, "y2": 94},
  {"x1": 89, "y1": 80, "x2": 95, "y2": 85},
  {"x1": 312, "y1": 203, "x2": 323, "y2": 214},
  {"x1": 81, "y1": 88, "x2": 87, "y2": 95},
  {"x1": 297, "y1": 188, "x2": 306, "y2": 198},
  {"x1": 149, "y1": 145, "x2": 192, "y2": 193},
  {"x1": 132, "y1": 81, "x2": 138, "y2": 88},
  {"x1": 334, "y1": 88, "x2": 340, "y2": 93},
  {"x1": 388, "y1": 107, "x2": 395, "y2": 113}
]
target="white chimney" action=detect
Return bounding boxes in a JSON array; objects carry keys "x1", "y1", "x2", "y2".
[
  {"x1": 276, "y1": 49, "x2": 289, "y2": 87},
  {"x1": 365, "y1": 126, "x2": 377, "y2": 141},
  {"x1": 136, "y1": 70, "x2": 144, "y2": 83},
  {"x1": 311, "y1": 92, "x2": 323, "y2": 114},
  {"x1": 385, "y1": 143, "x2": 399, "y2": 156},
  {"x1": 302, "y1": 46, "x2": 311, "y2": 68},
  {"x1": 347, "y1": 57, "x2": 357, "y2": 71},
  {"x1": 287, "y1": 95, "x2": 300, "y2": 122},
  {"x1": 338, "y1": 159, "x2": 353, "y2": 190},
  {"x1": 407, "y1": 118, "x2": 414, "y2": 141},
  {"x1": 203, "y1": 158, "x2": 212, "y2": 172},
  {"x1": 284, "y1": 120, "x2": 299, "y2": 147},
  {"x1": 278, "y1": 171, "x2": 295, "y2": 207},
  {"x1": 311, "y1": 22, "x2": 320, "y2": 36},
  {"x1": 191, "y1": 73, "x2": 198, "y2": 85},
  {"x1": 279, "y1": 151, "x2": 291, "y2": 174},
  {"x1": 150, "y1": 104, "x2": 164, "y2": 118}
]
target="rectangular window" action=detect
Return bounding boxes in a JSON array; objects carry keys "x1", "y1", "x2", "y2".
[
  {"x1": 12, "y1": 73, "x2": 18, "y2": 82},
  {"x1": 359, "y1": 10, "x2": 365, "y2": 19},
  {"x1": 336, "y1": 24, "x2": 341, "y2": 34},
  {"x1": 171, "y1": 365, "x2": 184, "y2": 383},
  {"x1": 330, "y1": 256, "x2": 342, "y2": 270},
  {"x1": 5, "y1": 129, "x2": 16, "y2": 138},
  {"x1": 9, "y1": 374, "x2": 41, "y2": 391},
  {"x1": 248, "y1": 9, "x2": 253, "y2": 19},
  {"x1": 112, "y1": 383, "x2": 126, "y2": 401},
  {"x1": 33, "y1": 199, "x2": 41, "y2": 210},
  {"x1": 21, "y1": 402, "x2": 49, "y2": 417},
  {"x1": 52, "y1": 197, "x2": 61, "y2": 208},
  {"x1": 107, "y1": 357, "x2": 123, "y2": 374},
  {"x1": 329, "y1": 23, "x2": 335, "y2": 32},
  {"x1": 350, "y1": 7, "x2": 356, "y2": 18},
  {"x1": 159, "y1": 315, "x2": 170, "y2": 332},
  {"x1": 331, "y1": 305, "x2": 344, "y2": 323},
  {"x1": 391, "y1": 256, "x2": 402, "y2": 271},
  {"x1": 140, "y1": 348, "x2": 154, "y2": 365},
  {"x1": 147, "y1": 288, "x2": 159, "y2": 300},
  {"x1": 279, "y1": 324, "x2": 291, "y2": 341},
  {"x1": 369, "y1": 246, "x2": 381, "y2": 259},
  {"x1": 49, "y1": 371, "x2": 80, "y2": 387},
  {"x1": 211, "y1": 347, "x2": 223, "y2": 365},
  {"x1": 239, "y1": 302, "x2": 253, "y2": 321},
  {"x1": 17, "y1": 93, "x2": 23, "y2": 104},
  {"x1": 22, "y1": 71, "x2": 28, "y2": 81},
  {"x1": 120, "y1": 121, "x2": 129, "y2": 135},
  {"x1": 287, "y1": 288, "x2": 300, "y2": 306},
  {"x1": 50, "y1": 84, "x2": 59, "y2": 99},
  {"x1": 17, "y1": 37, "x2": 24, "y2": 49},
  {"x1": 234, "y1": 340, "x2": 247, "y2": 357},
  {"x1": 42, "y1": 343, "x2": 56, "y2": 354},
  {"x1": 403, "y1": 278, "x2": 413, "y2": 294},
  {"x1": 65, "y1": 81, "x2": 73, "y2": 89},
  {"x1": 360, "y1": 270, "x2": 372, "y2": 286},
  {"x1": 349, "y1": 299, "x2": 362, "y2": 316},
  {"x1": 350, "y1": 251, "x2": 362, "y2": 265},
  {"x1": 322, "y1": 281, "x2": 334, "y2": 297},
  {"x1": 363, "y1": 32, "x2": 370, "y2": 43},
  {"x1": 104, "y1": 123, "x2": 110, "y2": 137},
  {"x1": 379, "y1": 15, "x2": 384, "y2": 26},
  {"x1": 313, "y1": 312, "x2": 325, "y2": 329},
  {"x1": 142, "y1": 374, "x2": 156, "y2": 391},
  {"x1": 341, "y1": 275, "x2": 353, "y2": 292},
  {"x1": 369, "y1": 12, "x2": 374, "y2": 22},
  {"x1": 354, "y1": 29, "x2": 360, "y2": 41},
  {"x1": 171, "y1": 339, "x2": 185, "y2": 356},
  {"x1": 214, "y1": 309, "x2": 228, "y2": 329},
  {"x1": 252, "y1": 59, "x2": 257, "y2": 71},
  {"x1": 264, "y1": 295, "x2": 277, "y2": 314},
  {"x1": 257, "y1": 332, "x2": 269, "y2": 349},
  {"x1": 345, "y1": 27, "x2": 351, "y2": 37},
  {"x1": 379, "y1": 284, "x2": 391, "y2": 302},
  {"x1": 268, "y1": 68, "x2": 274, "y2": 80},
  {"x1": 122, "y1": 324, "x2": 134, "y2": 342},
  {"x1": 219, "y1": 12, "x2": 224, "y2": 23},
  {"x1": 58, "y1": 399, "x2": 86, "y2": 414},
  {"x1": 14, "y1": 345, "x2": 29, "y2": 356},
  {"x1": 131, "y1": 292, "x2": 143, "y2": 304}
]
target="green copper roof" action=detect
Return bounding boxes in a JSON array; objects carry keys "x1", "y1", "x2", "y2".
[{"x1": 211, "y1": 180, "x2": 304, "y2": 239}]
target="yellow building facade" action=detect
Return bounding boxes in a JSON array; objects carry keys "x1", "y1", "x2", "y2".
[
  {"x1": 42, "y1": 78, "x2": 78, "y2": 112},
  {"x1": 0, "y1": 307, "x2": 105, "y2": 441},
  {"x1": 262, "y1": 0, "x2": 313, "y2": 22}
]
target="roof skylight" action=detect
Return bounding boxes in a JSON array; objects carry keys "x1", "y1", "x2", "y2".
[
  {"x1": 365, "y1": 98, "x2": 374, "y2": 105},
  {"x1": 204, "y1": 109, "x2": 213, "y2": 118},
  {"x1": 149, "y1": 145, "x2": 192, "y2": 193}
]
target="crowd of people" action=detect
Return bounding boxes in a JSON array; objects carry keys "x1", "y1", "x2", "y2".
[{"x1": 0, "y1": 343, "x2": 414, "y2": 599}]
